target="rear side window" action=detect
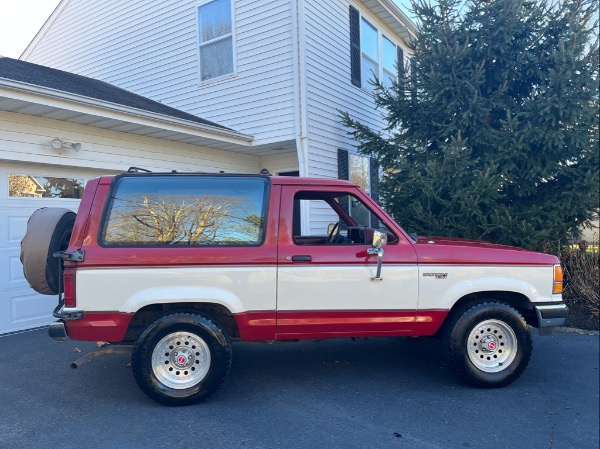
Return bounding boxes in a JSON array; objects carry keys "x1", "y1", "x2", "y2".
[{"x1": 100, "y1": 176, "x2": 268, "y2": 246}]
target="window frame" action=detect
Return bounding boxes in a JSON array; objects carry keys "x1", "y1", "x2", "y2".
[
  {"x1": 351, "y1": 8, "x2": 409, "y2": 92},
  {"x1": 195, "y1": 0, "x2": 237, "y2": 85}
]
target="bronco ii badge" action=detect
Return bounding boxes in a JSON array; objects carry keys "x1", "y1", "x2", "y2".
[{"x1": 422, "y1": 273, "x2": 448, "y2": 279}]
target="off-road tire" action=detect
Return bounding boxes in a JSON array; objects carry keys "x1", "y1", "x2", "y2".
[
  {"x1": 444, "y1": 302, "x2": 532, "y2": 388},
  {"x1": 131, "y1": 312, "x2": 232, "y2": 406}
]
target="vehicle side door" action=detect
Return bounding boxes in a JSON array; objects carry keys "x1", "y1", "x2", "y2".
[{"x1": 276, "y1": 185, "x2": 419, "y2": 339}]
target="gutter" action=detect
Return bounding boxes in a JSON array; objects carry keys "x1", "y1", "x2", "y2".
[
  {"x1": 378, "y1": 0, "x2": 418, "y2": 39},
  {"x1": 0, "y1": 77, "x2": 254, "y2": 145}
]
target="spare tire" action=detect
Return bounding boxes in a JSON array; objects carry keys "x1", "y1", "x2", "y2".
[{"x1": 20, "y1": 208, "x2": 76, "y2": 295}]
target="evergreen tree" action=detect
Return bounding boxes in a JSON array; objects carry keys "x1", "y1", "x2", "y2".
[{"x1": 342, "y1": 0, "x2": 599, "y2": 249}]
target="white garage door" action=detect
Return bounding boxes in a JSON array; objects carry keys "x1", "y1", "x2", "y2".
[{"x1": 0, "y1": 164, "x2": 105, "y2": 334}]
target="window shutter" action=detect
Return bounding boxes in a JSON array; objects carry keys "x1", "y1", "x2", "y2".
[
  {"x1": 338, "y1": 148, "x2": 350, "y2": 216},
  {"x1": 411, "y1": 58, "x2": 417, "y2": 101},
  {"x1": 338, "y1": 148, "x2": 349, "y2": 181},
  {"x1": 349, "y1": 6, "x2": 361, "y2": 87},
  {"x1": 397, "y1": 47, "x2": 405, "y2": 92},
  {"x1": 369, "y1": 158, "x2": 380, "y2": 228}
]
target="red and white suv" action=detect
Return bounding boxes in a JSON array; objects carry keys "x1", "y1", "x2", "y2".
[{"x1": 21, "y1": 171, "x2": 567, "y2": 405}]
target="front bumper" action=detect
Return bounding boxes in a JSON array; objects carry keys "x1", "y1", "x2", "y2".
[{"x1": 535, "y1": 303, "x2": 568, "y2": 328}]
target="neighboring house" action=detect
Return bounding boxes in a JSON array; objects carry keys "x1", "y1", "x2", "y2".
[
  {"x1": 22, "y1": 0, "x2": 416, "y2": 234},
  {"x1": 0, "y1": 57, "x2": 278, "y2": 334}
]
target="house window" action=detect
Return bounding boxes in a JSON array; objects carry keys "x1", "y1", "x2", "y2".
[
  {"x1": 382, "y1": 36, "x2": 397, "y2": 89},
  {"x1": 349, "y1": 6, "x2": 405, "y2": 91},
  {"x1": 198, "y1": 0, "x2": 234, "y2": 82},
  {"x1": 349, "y1": 153, "x2": 371, "y2": 193},
  {"x1": 337, "y1": 149, "x2": 380, "y2": 228},
  {"x1": 360, "y1": 19, "x2": 379, "y2": 92}
]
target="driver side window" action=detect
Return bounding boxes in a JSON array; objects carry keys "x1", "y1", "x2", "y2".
[{"x1": 292, "y1": 191, "x2": 392, "y2": 246}]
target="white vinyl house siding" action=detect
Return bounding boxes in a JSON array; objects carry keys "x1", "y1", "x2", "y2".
[
  {"x1": 0, "y1": 110, "x2": 260, "y2": 174},
  {"x1": 303, "y1": 0, "x2": 408, "y2": 178},
  {"x1": 302, "y1": 0, "x2": 411, "y2": 233},
  {"x1": 24, "y1": 0, "x2": 297, "y2": 146}
]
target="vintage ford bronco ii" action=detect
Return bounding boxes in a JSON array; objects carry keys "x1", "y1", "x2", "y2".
[{"x1": 21, "y1": 171, "x2": 568, "y2": 405}]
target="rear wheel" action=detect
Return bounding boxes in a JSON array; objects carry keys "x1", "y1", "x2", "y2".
[
  {"x1": 132, "y1": 312, "x2": 232, "y2": 406},
  {"x1": 444, "y1": 302, "x2": 532, "y2": 388}
]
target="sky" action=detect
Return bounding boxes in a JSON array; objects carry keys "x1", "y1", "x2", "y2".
[
  {"x1": 0, "y1": 0, "x2": 414, "y2": 60},
  {"x1": 0, "y1": 0, "x2": 62, "y2": 58}
]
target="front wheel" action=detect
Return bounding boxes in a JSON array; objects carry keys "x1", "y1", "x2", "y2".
[
  {"x1": 132, "y1": 312, "x2": 232, "y2": 406},
  {"x1": 444, "y1": 302, "x2": 532, "y2": 388}
]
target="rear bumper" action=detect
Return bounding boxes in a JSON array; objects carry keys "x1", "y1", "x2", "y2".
[
  {"x1": 535, "y1": 303, "x2": 568, "y2": 328},
  {"x1": 49, "y1": 307, "x2": 133, "y2": 342},
  {"x1": 48, "y1": 320, "x2": 68, "y2": 341}
]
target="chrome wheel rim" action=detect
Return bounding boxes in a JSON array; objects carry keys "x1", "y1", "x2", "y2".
[
  {"x1": 151, "y1": 332, "x2": 211, "y2": 389},
  {"x1": 467, "y1": 319, "x2": 517, "y2": 373}
]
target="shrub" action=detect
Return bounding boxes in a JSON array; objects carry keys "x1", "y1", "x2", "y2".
[{"x1": 559, "y1": 241, "x2": 599, "y2": 323}]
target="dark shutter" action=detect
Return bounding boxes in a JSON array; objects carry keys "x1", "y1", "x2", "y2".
[
  {"x1": 338, "y1": 148, "x2": 349, "y2": 180},
  {"x1": 338, "y1": 148, "x2": 350, "y2": 216},
  {"x1": 349, "y1": 6, "x2": 361, "y2": 87},
  {"x1": 369, "y1": 158, "x2": 380, "y2": 228},
  {"x1": 410, "y1": 57, "x2": 417, "y2": 101},
  {"x1": 397, "y1": 47, "x2": 405, "y2": 93}
]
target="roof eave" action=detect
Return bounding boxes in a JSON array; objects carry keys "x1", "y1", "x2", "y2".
[{"x1": 379, "y1": 0, "x2": 418, "y2": 37}]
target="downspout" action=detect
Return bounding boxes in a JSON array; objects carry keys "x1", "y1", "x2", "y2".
[
  {"x1": 291, "y1": 0, "x2": 309, "y2": 178},
  {"x1": 291, "y1": 0, "x2": 311, "y2": 235}
]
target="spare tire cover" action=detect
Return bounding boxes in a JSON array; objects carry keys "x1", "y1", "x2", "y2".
[{"x1": 20, "y1": 208, "x2": 76, "y2": 295}]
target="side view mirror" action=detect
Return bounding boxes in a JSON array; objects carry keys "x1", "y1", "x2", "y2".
[
  {"x1": 368, "y1": 230, "x2": 387, "y2": 282},
  {"x1": 372, "y1": 230, "x2": 387, "y2": 250}
]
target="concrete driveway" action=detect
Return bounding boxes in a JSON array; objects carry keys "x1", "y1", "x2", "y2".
[{"x1": 0, "y1": 328, "x2": 597, "y2": 449}]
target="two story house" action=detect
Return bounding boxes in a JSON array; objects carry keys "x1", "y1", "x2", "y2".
[
  {"x1": 0, "y1": 0, "x2": 415, "y2": 334},
  {"x1": 23, "y1": 0, "x2": 415, "y2": 228}
]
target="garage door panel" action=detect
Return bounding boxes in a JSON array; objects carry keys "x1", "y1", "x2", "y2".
[
  {"x1": 0, "y1": 248, "x2": 29, "y2": 289},
  {"x1": 8, "y1": 252, "x2": 26, "y2": 284},
  {"x1": 0, "y1": 207, "x2": 36, "y2": 247},
  {"x1": 0, "y1": 289, "x2": 56, "y2": 334},
  {"x1": 8, "y1": 214, "x2": 30, "y2": 243}
]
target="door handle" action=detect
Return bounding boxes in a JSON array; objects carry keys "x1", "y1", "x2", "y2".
[{"x1": 291, "y1": 255, "x2": 312, "y2": 262}]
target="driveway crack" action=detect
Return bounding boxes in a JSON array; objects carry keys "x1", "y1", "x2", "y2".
[{"x1": 540, "y1": 388, "x2": 557, "y2": 449}]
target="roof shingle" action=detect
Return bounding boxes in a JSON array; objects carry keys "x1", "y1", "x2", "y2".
[{"x1": 0, "y1": 57, "x2": 231, "y2": 131}]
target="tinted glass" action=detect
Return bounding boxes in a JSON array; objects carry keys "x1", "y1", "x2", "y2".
[{"x1": 101, "y1": 176, "x2": 267, "y2": 246}]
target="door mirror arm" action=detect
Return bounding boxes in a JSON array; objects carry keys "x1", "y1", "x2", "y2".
[{"x1": 368, "y1": 231, "x2": 387, "y2": 282}]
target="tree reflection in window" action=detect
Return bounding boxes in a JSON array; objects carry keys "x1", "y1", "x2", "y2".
[
  {"x1": 9, "y1": 174, "x2": 84, "y2": 198},
  {"x1": 102, "y1": 177, "x2": 267, "y2": 246}
]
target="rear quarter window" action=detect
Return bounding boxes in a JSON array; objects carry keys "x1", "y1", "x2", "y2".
[{"x1": 100, "y1": 176, "x2": 268, "y2": 247}]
